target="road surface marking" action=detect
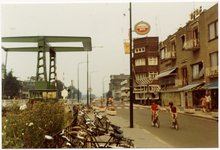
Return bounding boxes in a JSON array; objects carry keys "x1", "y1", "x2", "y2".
[{"x1": 142, "y1": 129, "x2": 173, "y2": 148}]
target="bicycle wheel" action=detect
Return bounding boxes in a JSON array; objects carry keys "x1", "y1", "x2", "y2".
[
  {"x1": 155, "y1": 118, "x2": 160, "y2": 128},
  {"x1": 175, "y1": 119, "x2": 179, "y2": 130},
  {"x1": 119, "y1": 140, "x2": 135, "y2": 148}
]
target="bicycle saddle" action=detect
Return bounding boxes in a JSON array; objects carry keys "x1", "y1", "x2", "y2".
[
  {"x1": 114, "y1": 129, "x2": 123, "y2": 134},
  {"x1": 110, "y1": 133, "x2": 124, "y2": 139},
  {"x1": 110, "y1": 124, "x2": 121, "y2": 130}
]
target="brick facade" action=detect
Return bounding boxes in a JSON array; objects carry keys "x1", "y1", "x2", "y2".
[{"x1": 158, "y1": 3, "x2": 218, "y2": 108}]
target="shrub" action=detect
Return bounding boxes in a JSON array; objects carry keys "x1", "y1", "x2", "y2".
[
  {"x1": 107, "y1": 107, "x2": 115, "y2": 111},
  {"x1": 2, "y1": 100, "x2": 72, "y2": 148},
  {"x1": 185, "y1": 106, "x2": 193, "y2": 109},
  {"x1": 213, "y1": 108, "x2": 218, "y2": 112}
]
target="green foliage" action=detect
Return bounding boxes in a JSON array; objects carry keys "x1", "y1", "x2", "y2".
[
  {"x1": 2, "y1": 70, "x2": 22, "y2": 98},
  {"x1": 2, "y1": 100, "x2": 72, "y2": 148},
  {"x1": 67, "y1": 85, "x2": 81, "y2": 99},
  {"x1": 53, "y1": 80, "x2": 82, "y2": 99}
]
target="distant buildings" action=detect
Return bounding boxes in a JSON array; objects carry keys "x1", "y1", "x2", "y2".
[{"x1": 109, "y1": 74, "x2": 129, "y2": 100}]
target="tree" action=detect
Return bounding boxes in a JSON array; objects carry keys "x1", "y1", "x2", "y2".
[
  {"x1": 66, "y1": 85, "x2": 81, "y2": 99},
  {"x1": 3, "y1": 70, "x2": 22, "y2": 99}
]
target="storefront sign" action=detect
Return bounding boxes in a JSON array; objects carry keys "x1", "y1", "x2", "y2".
[{"x1": 134, "y1": 21, "x2": 151, "y2": 35}]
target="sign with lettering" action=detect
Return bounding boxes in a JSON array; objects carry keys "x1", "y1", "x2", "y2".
[{"x1": 134, "y1": 21, "x2": 151, "y2": 35}]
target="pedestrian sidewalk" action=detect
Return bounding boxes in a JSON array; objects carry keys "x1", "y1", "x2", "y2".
[
  {"x1": 124, "y1": 103, "x2": 218, "y2": 121},
  {"x1": 88, "y1": 113, "x2": 173, "y2": 148}
]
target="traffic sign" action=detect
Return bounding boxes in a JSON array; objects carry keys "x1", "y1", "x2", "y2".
[{"x1": 88, "y1": 88, "x2": 92, "y2": 92}]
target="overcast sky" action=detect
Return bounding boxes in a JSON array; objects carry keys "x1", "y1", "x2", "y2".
[{"x1": 1, "y1": 0, "x2": 218, "y2": 97}]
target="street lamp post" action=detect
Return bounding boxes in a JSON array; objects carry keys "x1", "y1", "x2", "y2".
[
  {"x1": 78, "y1": 61, "x2": 87, "y2": 103},
  {"x1": 87, "y1": 46, "x2": 103, "y2": 106},
  {"x1": 102, "y1": 76, "x2": 109, "y2": 103},
  {"x1": 90, "y1": 71, "x2": 98, "y2": 104}
]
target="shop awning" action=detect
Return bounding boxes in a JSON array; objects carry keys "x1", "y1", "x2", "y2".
[
  {"x1": 177, "y1": 82, "x2": 204, "y2": 91},
  {"x1": 155, "y1": 67, "x2": 177, "y2": 78},
  {"x1": 203, "y1": 81, "x2": 218, "y2": 89}
]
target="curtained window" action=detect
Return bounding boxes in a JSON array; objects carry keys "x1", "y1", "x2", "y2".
[
  {"x1": 209, "y1": 21, "x2": 218, "y2": 40},
  {"x1": 192, "y1": 63, "x2": 203, "y2": 79},
  {"x1": 148, "y1": 57, "x2": 158, "y2": 65},
  {"x1": 161, "y1": 48, "x2": 164, "y2": 59},
  {"x1": 211, "y1": 52, "x2": 218, "y2": 70}
]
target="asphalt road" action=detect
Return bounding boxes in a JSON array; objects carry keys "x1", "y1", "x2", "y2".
[{"x1": 115, "y1": 102, "x2": 218, "y2": 148}]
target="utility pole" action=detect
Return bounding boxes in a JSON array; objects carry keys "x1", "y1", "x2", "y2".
[{"x1": 129, "y1": 2, "x2": 134, "y2": 128}]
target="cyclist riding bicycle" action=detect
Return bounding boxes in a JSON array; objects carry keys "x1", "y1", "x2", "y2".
[
  {"x1": 151, "y1": 100, "x2": 163, "y2": 123},
  {"x1": 169, "y1": 101, "x2": 180, "y2": 127}
]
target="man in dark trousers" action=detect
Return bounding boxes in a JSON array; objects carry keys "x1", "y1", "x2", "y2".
[{"x1": 106, "y1": 96, "x2": 109, "y2": 107}]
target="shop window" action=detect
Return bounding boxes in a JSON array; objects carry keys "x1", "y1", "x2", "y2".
[{"x1": 209, "y1": 20, "x2": 218, "y2": 41}]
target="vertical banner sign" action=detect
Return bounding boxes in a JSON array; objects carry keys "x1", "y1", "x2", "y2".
[
  {"x1": 123, "y1": 39, "x2": 130, "y2": 54},
  {"x1": 134, "y1": 21, "x2": 151, "y2": 35}
]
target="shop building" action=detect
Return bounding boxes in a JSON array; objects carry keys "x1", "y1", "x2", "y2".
[
  {"x1": 132, "y1": 36, "x2": 160, "y2": 104},
  {"x1": 156, "y1": 4, "x2": 218, "y2": 108}
]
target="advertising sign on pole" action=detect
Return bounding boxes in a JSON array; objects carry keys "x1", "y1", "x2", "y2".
[{"x1": 134, "y1": 21, "x2": 151, "y2": 35}]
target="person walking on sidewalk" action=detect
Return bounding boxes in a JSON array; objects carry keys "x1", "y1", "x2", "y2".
[
  {"x1": 205, "y1": 93, "x2": 211, "y2": 112},
  {"x1": 100, "y1": 96, "x2": 103, "y2": 105},
  {"x1": 169, "y1": 101, "x2": 180, "y2": 127},
  {"x1": 106, "y1": 96, "x2": 109, "y2": 107},
  {"x1": 200, "y1": 95, "x2": 207, "y2": 112},
  {"x1": 111, "y1": 97, "x2": 114, "y2": 106}
]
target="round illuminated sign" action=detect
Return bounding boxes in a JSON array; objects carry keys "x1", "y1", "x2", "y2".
[{"x1": 134, "y1": 21, "x2": 151, "y2": 35}]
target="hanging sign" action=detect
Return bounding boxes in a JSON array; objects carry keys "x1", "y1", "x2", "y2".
[{"x1": 134, "y1": 21, "x2": 151, "y2": 35}]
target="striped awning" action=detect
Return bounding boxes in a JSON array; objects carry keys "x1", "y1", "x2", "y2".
[
  {"x1": 177, "y1": 82, "x2": 205, "y2": 91},
  {"x1": 155, "y1": 67, "x2": 177, "y2": 78}
]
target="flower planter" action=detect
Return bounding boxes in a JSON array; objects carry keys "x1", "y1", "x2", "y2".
[
  {"x1": 99, "y1": 107, "x2": 106, "y2": 112},
  {"x1": 211, "y1": 112, "x2": 218, "y2": 118},
  {"x1": 184, "y1": 109, "x2": 195, "y2": 114},
  {"x1": 92, "y1": 106, "x2": 97, "y2": 110},
  {"x1": 107, "y1": 110, "x2": 116, "y2": 116}
]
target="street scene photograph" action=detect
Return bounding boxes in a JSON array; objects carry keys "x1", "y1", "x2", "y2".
[{"x1": 1, "y1": 0, "x2": 219, "y2": 149}]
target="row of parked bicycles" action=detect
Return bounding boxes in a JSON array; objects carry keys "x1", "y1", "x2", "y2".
[{"x1": 44, "y1": 104, "x2": 135, "y2": 148}]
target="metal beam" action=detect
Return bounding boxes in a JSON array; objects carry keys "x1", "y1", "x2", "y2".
[
  {"x1": 2, "y1": 36, "x2": 91, "y2": 43},
  {"x1": 1, "y1": 47, "x2": 39, "y2": 52},
  {"x1": 2, "y1": 36, "x2": 92, "y2": 52}
]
